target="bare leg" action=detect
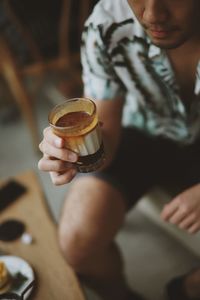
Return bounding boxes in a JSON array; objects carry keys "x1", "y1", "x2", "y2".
[{"x1": 58, "y1": 176, "x2": 142, "y2": 300}]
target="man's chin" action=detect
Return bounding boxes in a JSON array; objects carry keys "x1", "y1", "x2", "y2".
[
  {"x1": 151, "y1": 40, "x2": 181, "y2": 49},
  {"x1": 149, "y1": 34, "x2": 189, "y2": 50}
]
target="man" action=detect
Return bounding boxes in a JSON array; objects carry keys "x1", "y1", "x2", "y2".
[{"x1": 38, "y1": 0, "x2": 200, "y2": 299}]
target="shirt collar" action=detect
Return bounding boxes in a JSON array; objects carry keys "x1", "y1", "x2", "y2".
[
  {"x1": 146, "y1": 36, "x2": 162, "y2": 58},
  {"x1": 138, "y1": 27, "x2": 200, "y2": 98},
  {"x1": 148, "y1": 44, "x2": 162, "y2": 58}
]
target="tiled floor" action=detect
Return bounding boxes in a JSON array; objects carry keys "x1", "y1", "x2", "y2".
[{"x1": 0, "y1": 93, "x2": 200, "y2": 300}]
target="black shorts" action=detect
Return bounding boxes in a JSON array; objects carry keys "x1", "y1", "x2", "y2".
[{"x1": 88, "y1": 128, "x2": 200, "y2": 209}]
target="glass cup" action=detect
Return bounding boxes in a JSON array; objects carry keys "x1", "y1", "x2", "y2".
[{"x1": 48, "y1": 98, "x2": 105, "y2": 173}]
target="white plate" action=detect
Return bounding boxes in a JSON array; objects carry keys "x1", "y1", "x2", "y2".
[{"x1": 0, "y1": 255, "x2": 35, "y2": 299}]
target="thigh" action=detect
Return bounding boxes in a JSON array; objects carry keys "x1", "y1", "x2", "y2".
[{"x1": 59, "y1": 175, "x2": 127, "y2": 254}]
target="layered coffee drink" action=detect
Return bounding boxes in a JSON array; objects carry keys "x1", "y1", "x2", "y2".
[{"x1": 49, "y1": 98, "x2": 105, "y2": 172}]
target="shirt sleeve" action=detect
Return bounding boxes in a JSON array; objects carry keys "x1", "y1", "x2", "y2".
[{"x1": 81, "y1": 22, "x2": 125, "y2": 100}]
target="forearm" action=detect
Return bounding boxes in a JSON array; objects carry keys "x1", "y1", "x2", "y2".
[
  {"x1": 93, "y1": 97, "x2": 124, "y2": 170},
  {"x1": 100, "y1": 126, "x2": 122, "y2": 170}
]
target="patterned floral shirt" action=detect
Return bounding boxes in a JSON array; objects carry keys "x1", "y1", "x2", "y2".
[{"x1": 81, "y1": 0, "x2": 200, "y2": 145}]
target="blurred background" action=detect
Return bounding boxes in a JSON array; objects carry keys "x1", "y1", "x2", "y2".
[
  {"x1": 0, "y1": 1, "x2": 200, "y2": 300},
  {"x1": 0, "y1": 0, "x2": 99, "y2": 152}
]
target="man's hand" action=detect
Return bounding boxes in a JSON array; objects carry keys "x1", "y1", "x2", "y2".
[
  {"x1": 38, "y1": 127, "x2": 78, "y2": 185},
  {"x1": 161, "y1": 183, "x2": 200, "y2": 234},
  {"x1": 38, "y1": 98, "x2": 123, "y2": 185}
]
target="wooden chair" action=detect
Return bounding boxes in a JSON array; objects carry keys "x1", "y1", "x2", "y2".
[{"x1": 0, "y1": 0, "x2": 94, "y2": 151}]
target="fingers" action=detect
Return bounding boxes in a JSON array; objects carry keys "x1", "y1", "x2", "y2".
[
  {"x1": 38, "y1": 127, "x2": 78, "y2": 162},
  {"x1": 50, "y1": 170, "x2": 77, "y2": 185},
  {"x1": 187, "y1": 223, "x2": 200, "y2": 234},
  {"x1": 38, "y1": 155, "x2": 77, "y2": 185},
  {"x1": 178, "y1": 213, "x2": 200, "y2": 234},
  {"x1": 161, "y1": 198, "x2": 200, "y2": 234},
  {"x1": 38, "y1": 126, "x2": 79, "y2": 185},
  {"x1": 42, "y1": 127, "x2": 64, "y2": 148},
  {"x1": 163, "y1": 205, "x2": 188, "y2": 225},
  {"x1": 39, "y1": 140, "x2": 77, "y2": 162},
  {"x1": 179, "y1": 214, "x2": 197, "y2": 230},
  {"x1": 161, "y1": 185, "x2": 200, "y2": 234},
  {"x1": 160, "y1": 199, "x2": 179, "y2": 221},
  {"x1": 38, "y1": 156, "x2": 74, "y2": 173}
]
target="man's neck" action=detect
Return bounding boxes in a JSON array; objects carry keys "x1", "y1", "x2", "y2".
[{"x1": 165, "y1": 33, "x2": 200, "y2": 108}]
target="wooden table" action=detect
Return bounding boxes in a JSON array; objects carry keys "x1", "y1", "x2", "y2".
[{"x1": 0, "y1": 171, "x2": 86, "y2": 300}]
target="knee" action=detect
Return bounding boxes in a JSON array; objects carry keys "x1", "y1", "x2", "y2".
[{"x1": 58, "y1": 221, "x2": 93, "y2": 273}]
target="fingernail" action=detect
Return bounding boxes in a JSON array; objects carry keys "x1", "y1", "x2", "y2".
[
  {"x1": 68, "y1": 152, "x2": 78, "y2": 162},
  {"x1": 55, "y1": 138, "x2": 62, "y2": 148}
]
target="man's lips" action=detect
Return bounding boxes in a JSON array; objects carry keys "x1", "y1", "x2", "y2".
[
  {"x1": 144, "y1": 25, "x2": 177, "y2": 39},
  {"x1": 148, "y1": 29, "x2": 170, "y2": 38},
  {"x1": 146, "y1": 27, "x2": 175, "y2": 39}
]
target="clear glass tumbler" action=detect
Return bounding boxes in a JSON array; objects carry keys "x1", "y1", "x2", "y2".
[{"x1": 48, "y1": 98, "x2": 105, "y2": 173}]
